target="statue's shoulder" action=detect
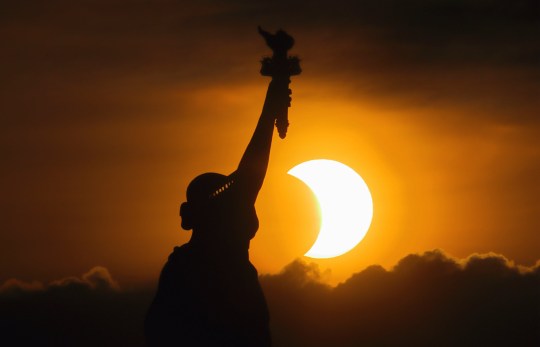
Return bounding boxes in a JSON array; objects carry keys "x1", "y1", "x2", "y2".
[{"x1": 167, "y1": 244, "x2": 191, "y2": 263}]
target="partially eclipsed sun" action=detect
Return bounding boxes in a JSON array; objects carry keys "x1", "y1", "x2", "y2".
[{"x1": 288, "y1": 159, "x2": 374, "y2": 259}]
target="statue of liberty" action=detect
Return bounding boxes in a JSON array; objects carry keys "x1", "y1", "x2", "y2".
[{"x1": 145, "y1": 28, "x2": 300, "y2": 347}]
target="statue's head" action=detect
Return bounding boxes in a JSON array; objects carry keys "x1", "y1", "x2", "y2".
[
  {"x1": 179, "y1": 173, "x2": 229, "y2": 231},
  {"x1": 180, "y1": 172, "x2": 259, "y2": 245}
]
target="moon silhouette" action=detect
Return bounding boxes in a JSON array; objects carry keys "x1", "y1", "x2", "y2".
[{"x1": 288, "y1": 159, "x2": 374, "y2": 258}]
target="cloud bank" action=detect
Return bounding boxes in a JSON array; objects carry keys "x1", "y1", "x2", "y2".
[
  {"x1": 1, "y1": 251, "x2": 538, "y2": 346},
  {"x1": 0, "y1": 267, "x2": 149, "y2": 346},
  {"x1": 260, "y1": 250, "x2": 539, "y2": 347},
  {"x1": 0, "y1": 266, "x2": 119, "y2": 296}
]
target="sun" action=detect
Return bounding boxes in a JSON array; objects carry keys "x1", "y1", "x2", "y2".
[{"x1": 288, "y1": 159, "x2": 374, "y2": 258}]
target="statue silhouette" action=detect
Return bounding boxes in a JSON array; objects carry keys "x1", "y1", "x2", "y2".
[{"x1": 144, "y1": 72, "x2": 293, "y2": 347}]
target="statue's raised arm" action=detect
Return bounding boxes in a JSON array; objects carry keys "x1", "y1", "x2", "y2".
[{"x1": 232, "y1": 28, "x2": 300, "y2": 203}]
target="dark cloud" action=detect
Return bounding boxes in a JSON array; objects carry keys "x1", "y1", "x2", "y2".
[
  {"x1": 1, "y1": 252, "x2": 538, "y2": 346},
  {"x1": 0, "y1": 266, "x2": 119, "y2": 296},
  {"x1": 261, "y1": 250, "x2": 540, "y2": 347},
  {"x1": 0, "y1": 266, "x2": 150, "y2": 346},
  {"x1": 0, "y1": 278, "x2": 45, "y2": 294},
  {"x1": 49, "y1": 266, "x2": 120, "y2": 292}
]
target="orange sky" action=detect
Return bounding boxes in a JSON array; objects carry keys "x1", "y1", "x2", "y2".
[{"x1": 1, "y1": 0, "x2": 539, "y2": 287}]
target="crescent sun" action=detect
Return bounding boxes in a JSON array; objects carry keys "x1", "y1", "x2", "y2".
[{"x1": 288, "y1": 159, "x2": 374, "y2": 258}]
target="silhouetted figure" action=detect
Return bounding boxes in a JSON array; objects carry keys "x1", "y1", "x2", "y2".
[{"x1": 144, "y1": 72, "x2": 293, "y2": 347}]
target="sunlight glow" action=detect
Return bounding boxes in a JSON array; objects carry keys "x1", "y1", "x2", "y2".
[{"x1": 288, "y1": 159, "x2": 373, "y2": 258}]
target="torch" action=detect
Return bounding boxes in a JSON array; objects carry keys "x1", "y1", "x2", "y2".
[{"x1": 258, "y1": 27, "x2": 301, "y2": 139}]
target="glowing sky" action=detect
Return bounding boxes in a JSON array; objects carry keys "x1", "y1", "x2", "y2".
[{"x1": 1, "y1": 0, "x2": 539, "y2": 287}]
